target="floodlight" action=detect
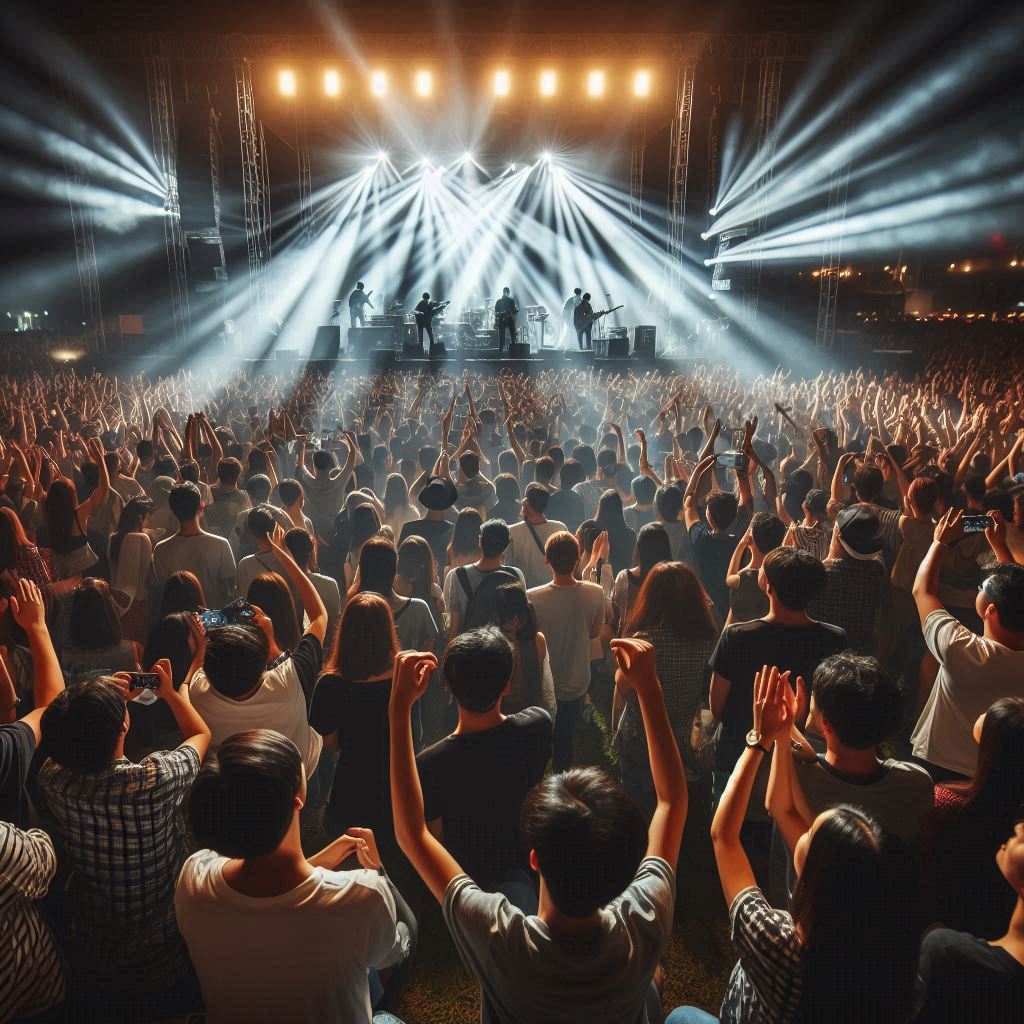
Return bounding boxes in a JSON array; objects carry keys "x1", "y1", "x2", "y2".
[
  {"x1": 324, "y1": 70, "x2": 340, "y2": 96},
  {"x1": 462, "y1": 151, "x2": 474, "y2": 162},
  {"x1": 709, "y1": 206, "x2": 718, "y2": 216},
  {"x1": 540, "y1": 70, "x2": 557, "y2": 97},
  {"x1": 633, "y1": 70, "x2": 651, "y2": 98},
  {"x1": 700, "y1": 232, "x2": 709, "y2": 240},
  {"x1": 494, "y1": 70, "x2": 510, "y2": 96},
  {"x1": 376, "y1": 151, "x2": 388, "y2": 162},
  {"x1": 371, "y1": 70, "x2": 387, "y2": 97},
  {"x1": 279, "y1": 70, "x2": 296, "y2": 97},
  {"x1": 415, "y1": 70, "x2": 433, "y2": 98},
  {"x1": 587, "y1": 70, "x2": 605, "y2": 98}
]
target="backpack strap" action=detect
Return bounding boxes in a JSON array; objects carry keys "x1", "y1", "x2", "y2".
[
  {"x1": 393, "y1": 598, "x2": 412, "y2": 621},
  {"x1": 525, "y1": 520, "x2": 546, "y2": 556},
  {"x1": 455, "y1": 566, "x2": 475, "y2": 601}
]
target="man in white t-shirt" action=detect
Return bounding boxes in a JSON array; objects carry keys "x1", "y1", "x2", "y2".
[
  {"x1": 505, "y1": 484, "x2": 567, "y2": 590},
  {"x1": 910, "y1": 510, "x2": 1024, "y2": 781},
  {"x1": 176, "y1": 730, "x2": 412, "y2": 1024},
  {"x1": 528, "y1": 531, "x2": 605, "y2": 772},
  {"x1": 297, "y1": 436, "x2": 356, "y2": 540},
  {"x1": 152, "y1": 482, "x2": 237, "y2": 609}
]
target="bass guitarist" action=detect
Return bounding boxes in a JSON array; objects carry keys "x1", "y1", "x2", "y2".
[
  {"x1": 414, "y1": 292, "x2": 449, "y2": 355},
  {"x1": 493, "y1": 286, "x2": 519, "y2": 353},
  {"x1": 573, "y1": 291, "x2": 595, "y2": 350}
]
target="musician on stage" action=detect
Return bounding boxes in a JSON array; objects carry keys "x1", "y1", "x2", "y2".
[
  {"x1": 414, "y1": 292, "x2": 447, "y2": 355},
  {"x1": 494, "y1": 287, "x2": 519, "y2": 353},
  {"x1": 348, "y1": 281, "x2": 374, "y2": 328},
  {"x1": 561, "y1": 287, "x2": 582, "y2": 345},
  {"x1": 574, "y1": 291, "x2": 595, "y2": 350}
]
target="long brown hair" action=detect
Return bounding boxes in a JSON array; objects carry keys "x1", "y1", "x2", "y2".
[
  {"x1": 69, "y1": 578, "x2": 123, "y2": 650},
  {"x1": 326, "y1": 591, "x2": 397, "y2": 680},
  {"x1": 44, "y1": 477, "x2": 78, "y2": 552},
  {"x1": 625, "y1": 561, "x2": 716, "y2": 640},
  {"x1": 0, "y1": 507, "x2": 31, "y2": 571},
  {"x1": 247, "y1": 572, "x2": 300, "y2": 652}
]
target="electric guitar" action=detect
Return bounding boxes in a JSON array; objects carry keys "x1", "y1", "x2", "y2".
[
  {"x1": 415, "y1": 299, "x2": 450, "y2": 327},
  {"x1": 577, "y1": 304, "x2": 623, "y2": 329}
]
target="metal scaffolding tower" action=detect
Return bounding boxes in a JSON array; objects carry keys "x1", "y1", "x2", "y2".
[
  {"x1": 814, "y1": 148, "x2": 852, "y2": 351},
  {"x1": 296, "y1": 105, "x2": 315, "y2": 244},
  {"x1": 628, "y1": 102, "x2": 647, "y2": 228},
  {"x1": 146, "y1": 53, "x2": 191, "y2": 343},
  {"x1": 235, "y1": 59, "x2": 271, "y2": 322},
  {"x1": 667, "y1": 60, "x2": 697, "y2": 288}
]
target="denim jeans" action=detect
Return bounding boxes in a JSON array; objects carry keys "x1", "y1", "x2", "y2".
[
  {"x1": 553, "y1": 695, "x2": 585, "y2": 772},
  {"x1": 665, "y1": 1007, "x2": 719, "y2": 1024}
]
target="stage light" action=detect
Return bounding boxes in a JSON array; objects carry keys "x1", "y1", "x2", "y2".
[
  {"x1": 371, "y1": 70, "x2": 387, "y2": 97},
  {"x1": 587, "y1": 70, "x2": 605, "y2": 98},
  {"x1": 376, "y1": 151, "x2": 388, "y2": 162},
  {"x1": 508, "y1": 163, "x2": 517, "y2": 172},
  {"x1": 279, "y1": 70, "x2": 296, "y2": 97},
  {"x1": 324, "y1": 70, "x2": 340, "y2": 97},
  {"x1": 414, "y1": 70, "x2": 433, "y2": 98},
  {"x1": 700, "y1": 231, "x2": 709, "y2": 240},
  {"x1": 540, "y1": 70, "x2": 557, "y2": 97},
  {"x1": 964, "y1": 264, "x2": 972, "y2": 272},
  {"x1": 494, "y1": 70, "x2": 510, "y2": 97},
  {"x1": 633, "y1": 70, "x2": 651, "y2": 98},
  {"x1": 540, "y1": 151, "x2": 553, "y2": 164},
  {"x1": 709, "y1": 206, "x2": 718, "y2": 216}
]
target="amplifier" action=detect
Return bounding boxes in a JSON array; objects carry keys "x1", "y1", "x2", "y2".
[
  {"x1": 599, "y1": 336, "x2": 629, "y2": 358},
  {"x1": 634, "y1": 325, "x2": 657, "y2": 358},
  {"x1": 310, "y1": 326, "x2": 340, "y2": 360},
  {"x1": 347, "y1": 326, "x2": 393, "y2": 352}
]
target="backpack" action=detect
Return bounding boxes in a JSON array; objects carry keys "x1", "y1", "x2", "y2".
[{"x1": 455, "y1": 566, "x2": 523, "y2": 633}]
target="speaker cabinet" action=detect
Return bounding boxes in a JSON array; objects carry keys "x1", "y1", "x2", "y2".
[
  {"x1": 311, "y1": 326, "x2": 340, "y2": 360},
  {"x1": 634, "y1": 325, "x2": 657, "y2": 358}
]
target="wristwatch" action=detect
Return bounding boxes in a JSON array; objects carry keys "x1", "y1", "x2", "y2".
[{"x1": 745, "y1": 729, "x2": 770, "y2": 755}]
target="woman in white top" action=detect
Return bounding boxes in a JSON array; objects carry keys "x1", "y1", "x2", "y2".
[{"x1": 108, "y1": 496, "x2": 157, "y2": 645}]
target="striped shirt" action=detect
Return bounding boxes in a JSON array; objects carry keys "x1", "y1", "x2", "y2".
[
  {"x1": 0, "y1": 824, "x2": 65, "y2": 1021},
  {"x1": 37, "y1": 747, "x2": 200, "y2": 991}
]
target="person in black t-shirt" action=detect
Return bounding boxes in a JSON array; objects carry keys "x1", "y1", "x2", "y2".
[
  {"x1": 709, "y1": 548, "x2": 847, "y2": 789},
  {"x1": 400, "y1": 476, "x2": 458, "y2": 572},
  {"x1": 417, "y1": 627, "x2": 552, "y2": 909},
  {"x1": 917, "y1": 815, "x2": 1024, "y2": 1023}
]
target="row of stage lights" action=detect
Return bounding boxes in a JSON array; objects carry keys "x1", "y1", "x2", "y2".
[{"x1": 276, "y1": 67, "x2": 653, "y2": 99}]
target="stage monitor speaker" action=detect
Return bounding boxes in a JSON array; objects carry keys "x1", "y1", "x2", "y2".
[
  {"x1": 508, "y1": 343, "x2": 531, "y2": 359},
  {"x1": 600, "y1": 337, "x2": 629, "y2": 358},
  {"x1": 311, "y1": 326, "x2": 341, "y2": 360},
  {"x1": 634, "y1": 325, "x2": 657, "y2": 358},
  {"x1": 348, "y1": 326, "x2": 393, "y2": 352}
]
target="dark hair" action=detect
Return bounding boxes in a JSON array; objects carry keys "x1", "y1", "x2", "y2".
[
  {"x1": 109, "y1": 496, "x2": 154, "y2": 565},
  {"x1": 479, "y1": 518, "x2": 511, "y2": 559},
  {"x1": 520, "y1": 767, "x2": 648, "y2": 918},
  {"x1": 443, "y1": 626, "x2": 515, "y2": 713},
  {"x1": 459, "y1": 451, "x2": 481, "y2": 478},
  {"x1": 350, "y1": 504, "x2": 382, "y2": 553},
  {"x1": 69, "y1": 578, "x2": 123, "y2": 650},
  {"x1": 559, "y1": 459, "x2": 586, "y2": 490},
  {"x1": 43, "y1": 477, "x2": 77, "y2": 552},
  {"x1": 246, "y1": 449, "x2": 268, "y2": 476},
  {"x1": 595, "y1": 489, "x2": 627, "y2": 532},
  {"x1": 655, "y1": 484, "x2": 683, "y2": 521},
  {"x1": 449, "y1": 508, "x2": 484, "y2": 564},
  {"x1": 494, "y1": 474, "x2": 521, "y2": 503},
  {"x1": 628, "y1": 522, "x2": 672, "y2": 586},
  {"x1": 326, "y1": 592, "x2": 397, "y2": 679},
  {"x1": 572, "y1": 444, "x2": 597, "y2": 479},
  {"x1": 143, "y1": 612, "x2": 194, "y2": 688},
  {"x1": 383, "y1": 473, "x2": 409, "y2": 519},
  {"x1": 397, "y1": 536, "x2": 437, "y2": 605},
  {"x1": 277, "y1": 478, "x2": 302, "y2": 507},
  {"x1": 706, "y1": 491, "x2": 739, "y2": 531},
  {"x1": 136, "y1": 439, "x2": 154, "y2": 461},
  {"x1": 418, "y1": 445, "x2": 439, "y2": 473},
  {"x1": 245, "y1": 473, "x2": 273, "y2": 504},
  {"x1": 203, "y1": 624, "x2": 270, "y2": 698},
  {"x1": 178, "y1": 459, "x2": 201, "y2": 485},
  {"x1": 626, "y1": 562, "x2": 716, "y2": 640},
  {"x1": 763, "y1": 548, "x2": 826, "y2": 611},
  {"x1": 158, "y1": 570, "x2": 206, "y2": 617},
  {"x1": 154, "y1": 455, "x2": 177, "y2": 479},
  {"x1": 358, "y1": 537, "x2": 399, "y2": 597},
  {"x1": 495, "y1": 583, "x2": 536, "y2": 639},
  {"x1": 168, "y1": 482, "x2": 202, "y2": 522},
  {"x1": 189, "y1": 730, "x2": 302, "y2": 858},
  {"x1": 246, "y1": 505, "x2": 276, "y2": 541},
  {"x1": 812, "y1": 654, "x2": 902, "y2": 749},
  {"x1": 524, "y1": 483, "x2": 550, "y2": 515},
  {"x1": 751, "y1": 511, "x2": 786, "y2": 555},
  {"x1": 247, "y1": 572, "x2": 300, "y2": 652},
  {"x1": 907, "y1": 477, "x2": 940, "y2": 518},
  {"x1": 217, "y1": 458, "x2": 243, "y2": 486},
  {"x1": 982, "y1": 562, "x2": 1024, "y2": 633},
  {"x1": 0, "y1": 506, "x2": 32, "y2": 571},
  {"x1": 312, "y1": 450, "x2": 336, "y2": 473},
  {"x1": 853, "y1": 465, "x2": 884, "y2": 503},
  {"x1": 631, "y1": 475, "x2": 656, "y2": 505},
  {"x1": 41, "y1": 678, "x2": 126, "y2": 774},
  {"x1": 545, "y1": 531, "x2": 580, "y2": 576},
  {"x1": 790, "y1": 807, "x2": 920, "y2": 1024},
  {"x1": 283, "y1": 527, "x2": 314, "y2": 568},
  {"x1": 533, "y1": 456, "x2": 555, "y2": 488}
]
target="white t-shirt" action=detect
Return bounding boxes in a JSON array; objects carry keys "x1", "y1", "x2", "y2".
[
  {"x1": 152, "y1": 531, "x2": 237, "y2": 610},
  {"x1": 912, "y1": 609, "x2": 1024, "y2": 776},
  {"x1": 189, "y1": 636, "x2": 324, "y2": 778},
  {"x1": 505, "y1": 520, "x2": 567, "y2": 590},
  {"x1": 175, "y1": 850, "x2": 404, "y2": 1024},
  {"x1": 527, "y1": 581, "x2": 605, "y2": 701}
]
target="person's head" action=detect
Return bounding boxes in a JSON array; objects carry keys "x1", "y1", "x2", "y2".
[
  {"x1": 520, "y1": 767, "x2": 647, "y2": 918},
  {"x1": 558, "y1": 458, "x2": 586, "y2": 491},
  {"x1": 631, "y1": 475, "x2": 656, "y2": 507},
  {"x1": 216, "y1": 458, "x2": 243, "y2": 488},
  {"x1": 449, "y1": 508, "x2": 484, "y2": 562},
  {"x1": 760, "y1": 547, "x2": 827, "y2": 611},
  {"x1": 418, "y1": 445, "x2": 439, "y2": 473},
  {"x1": 246, "y1": 449, "x2": 268, "y2": 477},
  {"x1": 143, "y1": 612, "x2": 196, "y2": 688},
  {"x1": 382, "y1": 473, "x2": 409, "y2": 516},
  {"x1": 43, "y1": 477, "x2": 77, "y2": 546},
  {"x1": 790, "y1": 807, "x2": 920, "y2": 1024},
  {"x1": 247, "y1": 572, "x2": 300, "y2": 651},
  {"x1": 494, "y1": 582, "x2": 535, "y2": 639},
  {"x1": 633, "y1": 522, "x2": 672, "y2": 580},
  {"x1": 136, "y1": 438, "x2": 155, "y2": 463},
  {"x1": 69, "y1": 577, "x2": 122, "y2": 651},
  {"x1": 279, "y1": 526, "x2": 312, "y2": 569},
  {"x1": 459, "y1": 451, "x2": 481, "y2": 480},
  {"x1": 572, "y1": 444, "x2": 597, "y2": 479},
  {"x1": 350, "y1": 504, "x2": 382, "y2": 552},
  {"x1": 356, "y1": 280, "x2": 364, "y2": 290},
  {"x1": 906, "y1": 477, "x2": 940, "y2": 519},
  {"x1": 595, "y1": 489, "x2": 626, "y2": 531},
  {"x1": 41, "y1": 677, "x2": 128, "y2": 773},
  {"x1": 203, "y1": 624, "x2": 271, "y2": 698},
  {"x1": 189, "y1": 730, "x2": 304, "y2": 859},
  {"x1": 625, "y1": 561, "x2": 716, "y2": 640},
  {"x1": 977, "y1": 562, "x2": 1024, "y2": 637},
  {"x1": 706, "y1": 491, "x2": 739, "y2": 532},
  {"x1": 0, "y1": 506, "x2": 31, "y2": 571},
  {"x1": 168, "y1": 481, "x2": 202, "y2": 523},
  {"x1": 582, "y1": 291, "x2": 591, "y2": 301},
  {"x1": 803, "y1": 488, "x2": 829, "y2": 521},
  {"x1": 852, "y1": 464, "x2": 884, "y2": 504},
  {"x1": 479, "y1": 517, "x2": 511, "y2": 559},
  {"x1": 810, "y1": 654, "x2": 902, "y2": 751},
  {"x1": 573, "y1": 287, "x2": 581, "y2": 297},
  {"x1": 277, "y1": 478, "x2": 303, "y2": 508},
  {"x1": 750, "y1": 511, "x2": 786, "y2": 557},
  {"x1": 158, "y1": 570, "x2": 206, "y2": 617},
  {"x1": 422, "y1": 291, "x2": 430, "y2": 301},
  {"x1": 969, "y1": 697, "x2": 1024, "y2": 812},
  {"x1": 245, "y1": 504, "x2": 276, "y2": 544},
  {"x1": 596, "y1": 449, "x2": 618, "y2": 480},
  {"x1": 312, "y1": 449, "x2": 336, "y2": 474},
  {"x1": 397, "y1": 536, "x2": 437, "y2": 600},
  {"x1": 545, "y1": 530, "x2": 580, "y2": 577},
  {"x1": 327, "y1": 591, "x2": 397, "y2": 679},
  {"x1": 443, "y1": 626, "x2": 515, "y2": 713},
  {"x1": 996, "y1": 815, "x2": 1024, "y2": 902},
  {"x1": 523, "y1": 482, "x2": 550, "y2": 519},
  {"x1": 654, "y1": 484, "x2": 684, "y2": 523},
  {"x1": 358, "y1": 537, "x2": 399, "y2": 597},
  {"x1": 494, "y1": 473, "x2": 521, "y2": 507}
]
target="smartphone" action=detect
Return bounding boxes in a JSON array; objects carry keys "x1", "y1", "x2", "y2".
[
  {"x1": 962, "y1": 514, "x2": 993, "y2": 534},
  {"x1": 223, "y1": 598, "x2": 256, "y2": 623},
  {"x1": 128, "y1": 672, "x2": 160, "y2": 691},
  {"x1": 198, "y1": 608, "x2": 228, "y2": 630},
  {"x1": 717, "y1": 451, "x2": 750, "y2": 473}
]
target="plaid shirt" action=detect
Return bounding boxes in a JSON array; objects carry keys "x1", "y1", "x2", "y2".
[
  {"x1": 721, "y1": 887, "x2": 803, "y2": 1023},
  {"x1": 37, "y1": 746, "x2": 200, "y2": 990}
]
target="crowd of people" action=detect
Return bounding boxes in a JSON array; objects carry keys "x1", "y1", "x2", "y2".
[{"x1": 0, "y1": 352, "x2": 1022, "y2": 1023}]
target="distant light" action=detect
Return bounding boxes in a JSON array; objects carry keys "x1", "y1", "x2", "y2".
[
  {"x1": 420, "y1": 156, "x2": 432, "y2": 168},
  {"x1": 279, "y1": 70, "x2": 296, "y2": 97},
  {"x1": 540, "y1": 70, "x2": 557, "y2": 97},
  {"x1": 700, "y1": 231, "x2": 709, "y2": 240},
  {"x1": 633, "y1": 70, "x2": 651, "y2": 98},
  {"x1": 494, "y1": 69, "x2": 510, "y2": 97},
  {"x1": 324, "y1": 69, "x2": 340, "y2": 97},
  {"x1": 1012, "y1": 259, "x2": 1019, "y2": 267},
  {"x1": 902, "y1": 265, "x2": 908, "y2": 272},
  {"x1": 883, "y1": 265, "x2": 890, "y2": 271},
  {"x1": 414, "y1": 70, "x2": 433, "y2": 98},
  {"x1": 587, "y1": 70, "x2": 605, "y2": 98},
  {"x1": 540, "y1": 151, "x2": 553, "y2": 164},
  {"x1": 462, "y1": 150, "x2": 474, "y2": 162},
  {"x1": 707, "y1": 293, "x2": 717, "y2": 301},
  {"x1": 508, "y1": 163, "x2": 517, "y2": 172},
  {"x1": 371, "y1": 70, "x2": 387, "y2": 97},
  {"x1": 963, "y1": 264, "x2": 972, "y2": 272},
  {"x1": 949, "y1": 263, "x2": 955, "y2": 269},
  {"x1": 23, "y1": 311, "x2": 30, "y2": 316},
  {"x1": 376, "y1": 150, "x2": 388, "y2": 162},
  {"x1": 709, "y1": 206, "x2": 718, "y2": 216}
]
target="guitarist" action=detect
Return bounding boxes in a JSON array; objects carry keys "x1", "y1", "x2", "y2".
[
  {"x1": 347, "y1": 281, "x2": 374, "y2": 328},
  {"x1": 573, "y1": 291, "x2": 595, "y2": 350},
  {"x1": 493, "y1": 286, "x2": 519, "y2": 353},
  {"x1": 414, "y1": 292, "x2": 448, "y2": 354}
]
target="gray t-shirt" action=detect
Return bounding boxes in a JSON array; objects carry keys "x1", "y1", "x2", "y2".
[
  {"x1": 443, "y1": 564, "x2": 527, "y2": 628},
  {"x1": 505, "y1": 520, "x2": 567, "y2": 590},
  {"x1": 391, "y1": 594, "x2": 440, "y2": 653},
  {"x1": 443, "y1": 857, "x2": 674, "y2": 1024},
  {"x1": 303, "y1": 471, "x2": 353, "y2": 539},
  {"x1": 152, "y1": 532, "x2": 237, "y2": 609},
  {"x1": 527, "y1": 581, "x2": 605, "y2": 701}
]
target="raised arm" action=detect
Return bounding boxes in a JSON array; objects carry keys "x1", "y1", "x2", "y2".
[
  {"x1": 267, "y1": 524, "x2": 328, "y2": 644},
  {"x1": 764, "y1": 672, "x2": 812, "y2": 853},
  {"x1": 912, "y1": 508, "x2": 961, "y2": 628},
  {"x1": 8, "y1": 579, "x2": 65, "y2": 742},
  {"x1": 683, "y1": 455, "x2": 717, "y2": 531}
]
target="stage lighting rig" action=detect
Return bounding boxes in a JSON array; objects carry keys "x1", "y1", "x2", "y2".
[
  {"x1": 587, "y1": 70, "x2": 605, "y2": 98},
  {"x1": 371, "y1": 70, "x2": 387, "y2": 97},
  {"x1": 279, "y1": 70, "x2": 296, "y2": 97},
  {"x1": 633, "y1": 70, "x2": 651, "y2": 98},
  {"x1": 494, "y1": 70, "x2": 510, "y2": 97},
  {"x1": 540, "y1": 70, "x2": 557, "y2": 97},
  {"x1": 324, "y1": 70, "x2": 340, "y2": 97}
]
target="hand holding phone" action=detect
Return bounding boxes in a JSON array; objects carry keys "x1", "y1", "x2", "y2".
[{"x1": 961, "y1": 514, "x2": 994, "y2": 535}]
